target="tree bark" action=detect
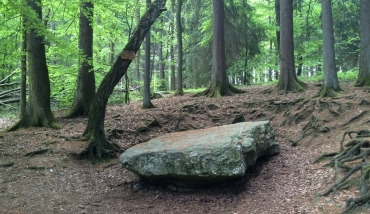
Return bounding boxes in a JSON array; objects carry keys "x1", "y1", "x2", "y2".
[
  {"x1": 275, "y1": 0, "x2": 280, "y2": 57},
  {"x1": 356, "y1": 0, "x2": 370, "y2": 87},
  {"x1": 81, "y1": 0, "x2": 166, "y2": 160},
  {"x1": 196, "y1": 0, "x2": 243, "y2": 98},
  {"x1": 320, "y1": 0, "x2": 340, "y2": 97},
  {"x1": 20, "y1": 11, "x2": 27, "y2": 118},
  {"x1": 158, "y1": 17, "x2": 165, "y2": 90},
  {"x1": 8, "y1": 0, "x2": 59, "y2": 131},
  {"x1": 135, "y1": 3, "x2": 141, "y2": 83},
  {"x1": 66, "y1": 0, "x2": 95, "y2": 117},
  {"x1": 142, "y1": 0, "x2": 155, "y2": 108},
  {"x1": 277, "y1": 0, "x2": 304, "y2": 93},
  {"x1": 174, "y1": 0, "x2": 184, "y2": 95},
  {"x1": 170, "y1": 0, "x2": 176, "y2": 90}
]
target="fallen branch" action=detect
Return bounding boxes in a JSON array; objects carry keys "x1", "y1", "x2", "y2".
[
  {"x1": 0, "y1": 70, "x2": 17, "y2": 84},
  {"x1": 25, "y1": 149, "x2": 49, "y2": 157}
]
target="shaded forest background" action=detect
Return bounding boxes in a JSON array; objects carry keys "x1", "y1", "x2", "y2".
[{"x1": 0, "y1": 0, "x2": 362, "y2": 112}]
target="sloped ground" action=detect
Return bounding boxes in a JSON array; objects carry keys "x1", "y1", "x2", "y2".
[{"x1": 1, "y1": 82, "x2": 370, "y2": 214}]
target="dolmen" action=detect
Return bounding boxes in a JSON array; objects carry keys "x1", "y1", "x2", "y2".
[{"x1": 120, "y1": 121, "x2": 279, "y2": 188}]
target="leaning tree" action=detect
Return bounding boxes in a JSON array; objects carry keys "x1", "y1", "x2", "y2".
[{"x1": 80, "y1": 0, "x2": 167, "y2": 160}]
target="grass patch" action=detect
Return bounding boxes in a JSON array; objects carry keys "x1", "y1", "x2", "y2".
[{"x1": 183, "y1": 87, "x2": 207, "y2": 94}]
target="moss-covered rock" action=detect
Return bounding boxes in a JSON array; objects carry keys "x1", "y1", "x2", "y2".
[{"x1": 120, "y1": 121, "x2": 279, "y2": 188}]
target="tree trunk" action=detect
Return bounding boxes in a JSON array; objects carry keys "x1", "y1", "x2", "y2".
[
  {"x1": 9, "y1": 0, "x2": 59, "y2": 131},
  {"x1": 320, "y1": 0, "x2": 340, "y2": 97},
  {"x1": 297, "y1": 55, "x2": 303, "y2": 76},
  {"x1": 356, "y1": 0, "x2": 370, "y2": 87},
  {"x1": 135, "y1": 3, "x2": 141, "y2": 83},
  {"x1": 197, "y1": 0, "x2": 243, "y2": 98},
  {"x1": 277, "y1": 0, "x2": 304, "y2": 93},
  {"x1": 170, "y1": 0, "x2": 176, "y2": 90},
  {"x1": 81, "y1": 0, "x2": 166, "y2": 160},
  {"x1": 66, "y1": 0, "x2": 95, "y2": 117},
  {"x1": 268, "y1": 0, "x2": 273, "y2": 82},
  {"x1": 158, "y1": 17, "x2": 166, "y2": 90},
  {"x1": 20, "y1": 13, "x2": 27, "y2": 118},
  {"x1": 275, "y1": 0, "x2": 280, "y2": 56},
  {"x1": 174, "y1": 0, "x2": 184, "y2": 95},
  {"x1": 142, "y1": 0, "x2": 155, "y2": 108}
]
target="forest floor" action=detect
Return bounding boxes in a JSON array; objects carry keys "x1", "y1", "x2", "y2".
[{"x1": 1, "y1": 82, "x2": 370, "y2": 214}]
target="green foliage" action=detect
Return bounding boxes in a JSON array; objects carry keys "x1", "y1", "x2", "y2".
[
  {"x1": 0, "y1": 0, "x2": 364, "y2": 114},
  {"x1": 338, "y1": 69, "x2": 358, "y2": 81},
  {"x1": 183, "y1": 87, "x2": 206, "y2": 94}
]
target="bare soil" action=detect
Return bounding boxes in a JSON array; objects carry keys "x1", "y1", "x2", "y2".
[{"x1": 1, "y1": 82, "x2": 370, "y2": 214}]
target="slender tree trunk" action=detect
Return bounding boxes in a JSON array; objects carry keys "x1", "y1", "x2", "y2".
[
  {"x1": 20, "y1": 14, "x2": 27, "y2": 118},
  {"x1": 277, "y1": 0, "x2": 304, "y2": 92},
  {"x1": 135, "y1": 4, "x2": 141, "y2": 83},
  {"x1": 9, "y1": 0, "x2": 59, "y2": 131},
  {"x1": 66, "y1": 0, "x2": 95, "y2": 117},
  {"x1": 170, "y1": 0, "x2": 176, "y2": 90},
  {"x1": 356, "y1": 0, "x2": 370, "y2": 87},
  {"x1": 275, "y1": 0, "x2": 280, "y2": 57},
  {"x1": 142, "y1": 0, "x2": 155, "y2": 108},
  {"x1": 174, "y1": 0, "x2": 184, "y2": 95},
  {"x1": 158, "y1": 17, "x2": 165, "y2": 90},
  {"x1": 297, "y1": 55, "x2": 303, "y2": 76},
  {"x1": 320, "y1": 0, "x2": 340, "y2": 97},
  {"x1": 274, "y1": 0, "x2": 280, "y2": 80},
  {"x1": 82, "y1": 0, "x2": 166, "y2": 160},
  {"x1": 268, "y1": 0, "x2": 273, "y2": 82}
]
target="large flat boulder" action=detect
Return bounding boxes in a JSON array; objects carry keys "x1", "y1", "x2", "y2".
[{"x1": 120, "y1": 121, "x2": 279, "y2": 188}]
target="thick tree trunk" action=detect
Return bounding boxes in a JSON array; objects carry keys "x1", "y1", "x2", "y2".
[
  {"x1": 81, "y1": 0, "x2": 166, "y2": 160},
  {"x1": 142, "y1": 0, "x2": 155, "y2": 108},
  {"x1": 27, "y1": 0, "x2": 58, "y2": 128},
  {"x1": 277, "y1": 0, "x2": 304, "y2": 93},
  {"x1": 197, "y1": 0, "x2": 243, "y2": 98},
  {"x1": 356, "y1": 0, "x2": 370, "y2": 87},
  {"x1": 66, "y1": 0, "x2": 95, "y2": 117},
  {"x1": 320, "y1": 0, "x2": 340, "y2": 97},
  {"x1": 8, "y1": 0, "x2": 58, "y2": 131}
]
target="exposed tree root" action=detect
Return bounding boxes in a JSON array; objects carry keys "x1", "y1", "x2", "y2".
[
  {"x1": 292, "y1": 115, "x2": 317, "y2": 146},
  {"x1": 341, "y1": 110, "x2": 368, "y2": 127},
  {"x1": 354, "y1": 77, "x2": 370, "y2": 87},
  {"x1": 78, "y1": 132, "x2": 121, "y2": 162},
  {"x1": 319, "y1": 87, "x2": 340, "y2": 98},
  {"x1": 64, "y1": 102, "x2": 89, "y2": 118},
  {"x1": 173, "y1": 89, "x2": 184, "y2": 96},
  {"x1": 314, "y1": 152, "x2": 338, "y2": 163},
  {"x1": 315, "y1": 129, "x2": 370, "y2": 213},
  {"x1": 194, "y1": 83, "x2": 244, "y2": 98},
  {"x1": 343, "y1": 192, "x2": 370, "y2": 213}
]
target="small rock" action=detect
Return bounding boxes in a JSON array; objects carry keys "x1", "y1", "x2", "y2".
[
  {"x1": 133, "y1": 182, "x2": 145, "y2": 190},
  {"x1": 78, "y1": 205, "x2": 85, "y2": 209}
]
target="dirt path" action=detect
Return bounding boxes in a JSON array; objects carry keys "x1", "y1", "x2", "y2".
[{"x1": 1, "y1": 82, "x2": 370, "y2": 213}]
